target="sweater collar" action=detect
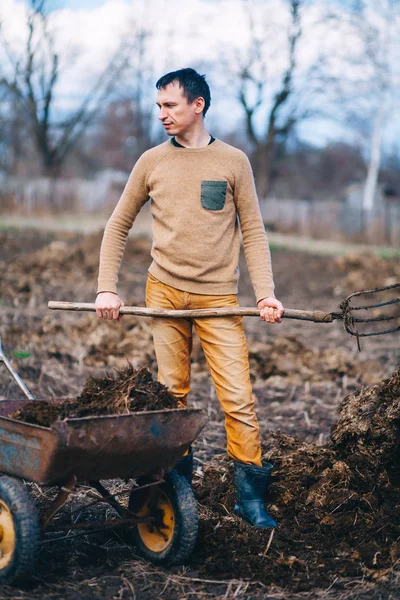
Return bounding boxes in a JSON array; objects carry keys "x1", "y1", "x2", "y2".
[
  {"x1": 168, "y1": 138, "x2": 220, "y2": 153},
  {"x1": 171, "y1": 136, "x2": 216, "y2": 148}
]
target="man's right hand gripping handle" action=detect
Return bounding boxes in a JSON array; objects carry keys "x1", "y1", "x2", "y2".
[{"x1": 95, "y1": 292, "x2": 125, "y2": 321}]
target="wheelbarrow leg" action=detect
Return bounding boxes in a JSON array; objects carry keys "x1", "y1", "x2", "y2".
[
  {"x1": 41, "y1": 474, "x2": 77, "y2": 531},
  {"x1": 89, "y1": 478, "x2": 165, "y2": 519},
  {"x1": 90, "y1": 480, "x2": 132, "y2": 519}
]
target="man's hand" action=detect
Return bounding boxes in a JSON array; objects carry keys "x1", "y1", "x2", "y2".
[
  {"x1": 95, "y1": 292, "x2": 125, "y2": 321},
  {"x1": 257, "y1": 297, "x2": 284, "y2": 324}
]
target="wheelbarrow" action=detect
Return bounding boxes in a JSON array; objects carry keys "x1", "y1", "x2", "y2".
[{"x1": 0, "y1": 341, "x2": 208, "y2": 585}]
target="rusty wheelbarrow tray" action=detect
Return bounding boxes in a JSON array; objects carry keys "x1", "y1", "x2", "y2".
[
  {"x1": 0, "y1": 400, "x2": 207, "y2": 485},
  {"x1": 0, "y1": 398, "x2": 207, "y2": 585}
]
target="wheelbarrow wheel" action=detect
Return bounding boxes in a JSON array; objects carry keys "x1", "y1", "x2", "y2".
[
  {"x1": 129, "y1": 470, "x2": 198, "y2": 566},
  {"x1": 0, "y1": 476, "x2": 40, "y2": 585}
]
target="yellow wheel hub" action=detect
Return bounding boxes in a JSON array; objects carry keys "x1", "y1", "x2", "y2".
[
  {"x1": 0, "y1": 500, "x2": 16, "y2": 569},
  {"x1": 136, "y1": 488, "x2": 175, "y2": 553}
]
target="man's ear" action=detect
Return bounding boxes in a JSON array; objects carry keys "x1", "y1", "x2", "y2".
[{"x1": 194, "y1": 96, "x2": 205, "y2": 114}]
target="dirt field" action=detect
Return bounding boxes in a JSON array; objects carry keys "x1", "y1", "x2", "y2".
[{"x1": 0, "y1": 227, "x2": 399, "y2": 599}]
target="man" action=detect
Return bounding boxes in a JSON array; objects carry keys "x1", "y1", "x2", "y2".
[{"x1": 95, "y1": 68, "x2": 284, "y2": 529}]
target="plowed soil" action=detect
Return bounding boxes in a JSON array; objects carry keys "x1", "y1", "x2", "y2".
[{"x1": 0, "y1": 228, "x2": 399, "y2": 600}]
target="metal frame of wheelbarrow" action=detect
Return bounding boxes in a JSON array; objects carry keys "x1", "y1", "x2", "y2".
[{"x1": 0, "y1": 397, "x2": 207, "y2": 583}]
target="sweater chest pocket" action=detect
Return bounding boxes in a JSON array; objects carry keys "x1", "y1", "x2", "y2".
[{"x1": 201, "y1": 180, "x2": 227, "y2": 211}]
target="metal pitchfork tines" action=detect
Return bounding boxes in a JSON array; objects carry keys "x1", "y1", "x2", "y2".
[
  {"x1": 48, "y1": 282, "x2": 400, "y2": 352},
  {"x1": 339, "y1": 282, "x2": 400, "y2": 351}
]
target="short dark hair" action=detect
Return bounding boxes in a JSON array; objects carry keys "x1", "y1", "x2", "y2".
[{"x1": 156, "y1": 68, "x2": 211, "y2": 117}]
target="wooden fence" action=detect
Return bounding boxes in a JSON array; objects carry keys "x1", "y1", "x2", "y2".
[
  {"x1": 0, "y1": 175, "x2": 399, "y2": 247},
  {"x1": 0, "y1": 172, "x2": 127, "y2": 214},
  {"x1": 261, "y1": 198, "x2": 400, "y2": 247}
]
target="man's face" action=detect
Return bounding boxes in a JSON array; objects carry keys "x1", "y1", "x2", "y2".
[{"x1": 156, "y1": 81, "x2": 202, "y2": 136}]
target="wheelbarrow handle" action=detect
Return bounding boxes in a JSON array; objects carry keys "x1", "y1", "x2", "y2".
[
  {"x1": 0, "y1": 337, "x2": 35, "y2": 401},
  {"x1": 48, "y1": 301, "x2": 337, "y2": 323}
]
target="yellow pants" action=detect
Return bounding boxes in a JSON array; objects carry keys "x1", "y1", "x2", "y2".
[{"x1": 145, "y1": 273, "x2": 262, "y2": 465}]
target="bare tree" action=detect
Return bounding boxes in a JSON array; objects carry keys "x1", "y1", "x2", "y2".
[
  {"x1": 326, "y1": 0, "x2": 400, "y2": 211},
  {"x1": 89, "y1": 96, "x2": 154, "y2": 173},
  {"x1": 88, "y1": 7, "x2": 164, "y2": 174},
  {"x1": 356, "y1": 0, "x2": 399, "y2": 211},
  {"x1": 126, "y1": 27, "x2": 158, "y2": 157},
  {"x1": 0, "y1": 0, "x2": 138, "y2": 175},
  {"x1": 232, "y1": 0, "x2": 308, "y2": 198}
]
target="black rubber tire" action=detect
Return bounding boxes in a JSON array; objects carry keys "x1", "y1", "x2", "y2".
[
  {"x1": 129, "y1": 470, "x2": 198, "y2": 566},
  {"x1": 0, "y1": 476, "x2": 40, "y2": 586}
]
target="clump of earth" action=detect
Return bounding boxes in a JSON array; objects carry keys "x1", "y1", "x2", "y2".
[
  {"x1": 334, "y1": 252, "x2": 400, "y2": 292},
  {"x1": 248, "y1": 335, "x2": 383, "y2": 386},
  {"x1": 9, "y1": 365, "x2": 179, "y2": 426},
  {"x1": 193, "y1": 368, "x2": 400, "y2": 590}
]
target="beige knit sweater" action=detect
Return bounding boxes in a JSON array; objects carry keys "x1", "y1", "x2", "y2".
[{"x1": 97, "y1": 139, "x2": 275, "y2": 302}]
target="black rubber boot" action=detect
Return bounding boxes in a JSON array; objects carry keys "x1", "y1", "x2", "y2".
[
  {"x1": 233, "y1": 461, "x2": 277, "y2": 528},
  {"x1": 174, "y1": 446, "x2": 194, "y2": 485}
]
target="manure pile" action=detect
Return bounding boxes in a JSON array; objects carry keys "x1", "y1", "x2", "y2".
[
  {"x1": 334, "y1": 252, "x2": 400, "y2": 293},
  {"x1": 248, "y1": 335, "x2": 382, "y2": 386},
  {"x1": 1, "y1": 230, "x2": 152, "y2": 304},
  {"x1": 10, "y1": 365, "x2": 179, "y2": 426},
  {"x1": 193, "y1": 368, "x2": 400, "y2": 591}
]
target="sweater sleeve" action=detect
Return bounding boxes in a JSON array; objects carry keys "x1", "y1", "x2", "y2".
[
  {"x1": 97, "y1": 154, "x2": 150, "y2": 294},
  {"x1": 234, "y1": 153, "x2": 275, "y2": 303}
]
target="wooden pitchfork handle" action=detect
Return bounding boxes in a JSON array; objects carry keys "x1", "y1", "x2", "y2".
[{"x1": 48, "y1": 301, "x2": 339, "y2": 323}]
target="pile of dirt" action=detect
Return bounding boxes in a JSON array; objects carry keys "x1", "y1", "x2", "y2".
[
  {"x1": 43, "y1": 314, "x2": 155, "y2": 369},
  {"x1": 332, "y1": 368, "x2": 400, "y2": 483},
  {"x1": 248, "y1": 335, "x2": 383, "y2": 386},
  {"x1": 2, "y1": 236, "x2": 96, "y2": 303},
  {"x1": 334, "y1": 252, "x2": 400, "y2": 293},
  {"x1": 1, "y1": 232, "x2": 152, "y2": 304},
  {"x1": 10, "y1": 365, "x2": 179, "y2": 426},
  {"x1": 0, "y1": 229, "x2": 56, "y2": 263},
  {"x1": 193, "y1": 368, "x2": 400, "y2": 591},
  {"x1": 3, "y1": 313, "x2": 155, "y2": 372}
]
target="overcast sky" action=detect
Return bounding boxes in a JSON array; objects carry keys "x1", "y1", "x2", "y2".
[{"x1": 4, "y1": 0, "x2": 400, "y2": 153}]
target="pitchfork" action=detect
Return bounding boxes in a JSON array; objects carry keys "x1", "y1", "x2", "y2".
[{"x1": 49, "y1": 283, "x2": 400, "y2": 351}]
